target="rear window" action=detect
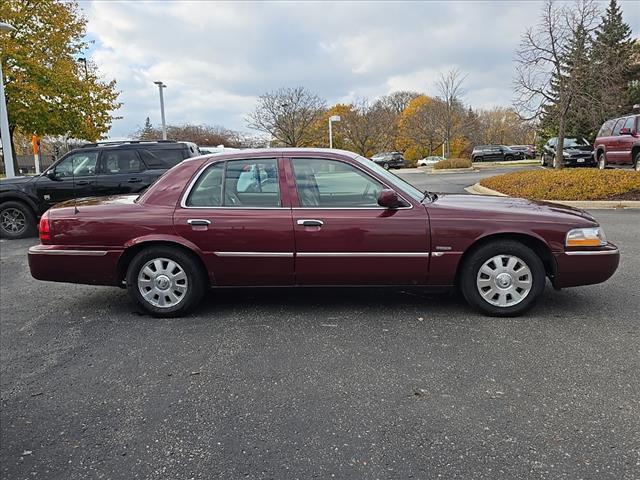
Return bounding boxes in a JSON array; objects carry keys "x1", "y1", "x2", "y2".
[{"x1": 140, "y1": 148, "x2": 188, "y2": 168}]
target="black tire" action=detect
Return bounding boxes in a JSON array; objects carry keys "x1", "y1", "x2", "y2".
[
  {"x1": 459, "y1": 240, "x2": 546, "y2": 317},
  {"x1": 598, "y1": 151, "x2": 607, "y2": 170},
  {"x1": 383, "y1": 162, "x2": 390, "y2": 170},
  {"x1": 0, "y1": 201, "x2": 37, "y2": 239},
  {"x1": 473, "y1": 156, "x2": 482, "y2": 162},
  {"x1": 505, "y1": 155, "x2": 514, "y2": 161},
  {"x1": 634, "y1": 151, "x2": 640, "y2": 172},
  {"x1": 126, "y1": 246, "x2": 206, "y2": 317},
  {"x1": 540, "y1": 155, "x2": 546, "y2": 167}
]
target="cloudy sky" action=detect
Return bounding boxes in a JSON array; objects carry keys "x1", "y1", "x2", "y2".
[{"x1": 81, "y1": 0, "x2": 639, "y2": 140}]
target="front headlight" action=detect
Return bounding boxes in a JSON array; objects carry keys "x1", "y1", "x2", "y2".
[{"x1": 565, "y1": 227, "x2": 607, "y2": 247}]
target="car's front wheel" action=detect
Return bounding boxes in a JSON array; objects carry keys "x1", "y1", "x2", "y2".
[
  {"x1": 459, "y1": 240, "x2": 546, "y2": 317},
  {"x1": 383, "y1": 162, "x2": 390, "y2": 170},
  {"x1": 126, "y1": 246, "x2": 206, "y2": 317},
  {"x1": 634, "y1": 151, "x2": 639, "y2": 172},
  {"x1": 0, "y1": 201, "x2": 37, "y2": 239}
]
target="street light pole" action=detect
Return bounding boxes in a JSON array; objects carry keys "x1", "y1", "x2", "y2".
[
  {"x1": 0, "y1": 22, "x2": 17, "y2": 178},
  {"x1": 154, "y1": 81, "x2": 167, "y2": 140},
  {"x1": 328, "y1": 115, "x2": 341, "y2": 149}
]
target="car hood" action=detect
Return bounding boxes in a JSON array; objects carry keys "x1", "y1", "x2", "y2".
[
  {"x1": 0, "y1": 175, "x2": 37, "y2": 188},
  {"x1": 428, "y1": 194, "x2": 597, "y2": 225}
]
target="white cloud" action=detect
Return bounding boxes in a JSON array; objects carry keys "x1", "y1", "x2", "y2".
[{"x1": 83, "y1": 0, "x2": 640, "y2": 138}]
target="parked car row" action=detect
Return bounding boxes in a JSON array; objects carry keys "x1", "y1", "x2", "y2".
[
  {"x1": 370, "y1": 152, "x2": 406, "y2": 170},
  {"x1": 0, "y1": 140, "x2": 201, "y2": 239},
  {"x1": 542, "y1": 114, "x2": 639, "y2": 170}
]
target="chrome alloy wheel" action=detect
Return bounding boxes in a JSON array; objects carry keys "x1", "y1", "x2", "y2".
[
  {"x1": 476, "y1": 255, "x2": 533, "y2": 308},
  {"x1": 137, "y1": 257, "x2": 188, "y2": 308},
  {"x1": 0, "y1": 208, "x2": 26, "y2": 235}
]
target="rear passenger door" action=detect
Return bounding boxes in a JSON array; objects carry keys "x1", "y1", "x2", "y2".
[
  {"x1": 608, "y1": 118, "x2": 625, "y2": 164},
  {"x1": 173, "y1": 157, "x2": 295, "y2": 286},
  {"x1": 618, "y1": 116, "x2": 637, "y2": 165},
  {"x1": 94, "y1": 150, "x2": 148, "y2": 196}
]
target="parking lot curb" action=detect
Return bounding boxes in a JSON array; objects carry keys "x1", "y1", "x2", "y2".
[
  {"x1": 429, "y1": 167, "x2": 476, "y2": 174},
  {"x1": 464, "y1": 183, "x2": 640, "y2": 209}
]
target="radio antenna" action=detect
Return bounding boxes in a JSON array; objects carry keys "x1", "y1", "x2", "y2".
[{"x1": 72, "y1": 154, "x2": 78, "y2": 214}]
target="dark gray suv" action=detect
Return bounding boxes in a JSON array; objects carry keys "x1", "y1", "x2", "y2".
[{"x1": 471, "y1": 145, "x2": 526, "y2": 162}]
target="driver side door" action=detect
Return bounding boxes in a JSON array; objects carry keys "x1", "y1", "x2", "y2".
[
  {"x1": 34, "y1": 151, "x2": 99, "y2": 208},
  {"x1": 288, "y1": 157, "x2": 430, "y2": 285}
]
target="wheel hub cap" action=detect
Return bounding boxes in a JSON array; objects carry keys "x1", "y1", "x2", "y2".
[
  {"x1": 137, "y1": 257, "x2": 189, "y2": 309},
  {"x1": 476, "y1": 254, "x2": 533, "y2": 308},
  {"x1": 1, "y1": 208, "x2": 26, "y2": 234}
]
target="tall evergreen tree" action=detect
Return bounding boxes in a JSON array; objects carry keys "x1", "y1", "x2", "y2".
[{"x1": 591, "y1": 0, "x2": 634, "y2": 116}]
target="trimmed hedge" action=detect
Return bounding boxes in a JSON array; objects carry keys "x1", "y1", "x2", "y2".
[
  {"x1": 480, "y1": 169, "x2": 640, "y2": 201},
  {"x1": 433, "y1": 158, "x2": 472, "y2": 170}
]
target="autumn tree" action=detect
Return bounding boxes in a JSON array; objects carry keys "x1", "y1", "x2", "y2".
[
  {"x1": 131, "y1": 122, "x2": 255, "y2": 148},
  {"x1": 398, "y1": 95, "x2": 447, "y2": 159},
  {"x1": 306, "y1": 103, "x2": 352, "y2": 149},
  {"x1": 0, "y1": 0, "x2": 121, "y2": 169},
  {"x1": 246, "y1": 87, "x2": 326, "y2": 146}
]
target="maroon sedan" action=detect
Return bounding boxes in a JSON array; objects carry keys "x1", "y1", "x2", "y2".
[{"x1": 28, "y1": 149, "x2": 619, "y2": 317}]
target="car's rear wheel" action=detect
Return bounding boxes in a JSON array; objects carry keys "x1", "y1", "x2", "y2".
[
  {"x1": 505, "y1": 155, "x2": 514, "y2": 161},
  {"x1": 459, "y1": 240, "x2": 545, "y2": 317},
  {"x1": 474, "y1": 156, "x2": 482, "y2": 162},
  {"x1": 598, "y1": 152, "x2": 607, "y2": 170},
  {"x1": 383, "y1": 162, "x2": 390, "y2": 170},
  {"x1": 126, "y1": 246, "x2": 206, "y2": 317},
  {"x1": 634, "y1": 151, "x2": 640, "y2": 171},
  {"x1": 0, "y1": 201, "x2": 37, "y2": 239}
]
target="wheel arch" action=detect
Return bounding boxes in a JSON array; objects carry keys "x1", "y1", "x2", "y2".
[
  {"x1": 117, "y1": 237, "x2": 211, "y2": 287},
  {"x1": 454, "y1": 232, "x2": 557, "y2": 286},
  {"x1": 0, "y1": 192, "x2": 39, "y2": 216},
  {"x1": 632, "y1": 144, "x2": 640, "y2": 163}
]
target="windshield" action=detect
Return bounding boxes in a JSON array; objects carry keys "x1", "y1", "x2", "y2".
[
  {"x1": 354, "y1": 155, "x2": 424, "y2": 202},
  {"x1": 563, "y1": 138, "x2": 590, "y2": 147}
]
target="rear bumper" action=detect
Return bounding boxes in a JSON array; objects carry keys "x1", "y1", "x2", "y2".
[
  {"x1": 553, "y1": 244, "x2": 620, "y2": 288},
  {"x1": 28, "y1": 245, "x2": 122, "y2": 286}
]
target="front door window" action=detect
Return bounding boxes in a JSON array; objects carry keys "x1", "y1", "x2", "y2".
[{"x1": 291, "y1": 158, "x2": 383, "y2": 208}]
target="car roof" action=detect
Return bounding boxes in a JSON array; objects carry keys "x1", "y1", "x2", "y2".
[
  {"x1": 185, "y1": 147, "x2": 361, "y2": 162},
  {"x1": 78, "y1": 141, "x2": 195, "y2": 150}
]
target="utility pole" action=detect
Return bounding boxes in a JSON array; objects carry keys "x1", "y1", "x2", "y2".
[
  {"x1": 0, "y1": 22, "x2": 16, "y2": 178},
  {"x1": 154, "y1": 81, "x2": 167, "y2": 140}
]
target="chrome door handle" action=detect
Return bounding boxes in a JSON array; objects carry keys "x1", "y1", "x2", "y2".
[
  {"x1": 297, "y1": 219, "x2": 324, "y2": 227},
  {"x1": 187, "y1": 219, "x2": 211, "y2": 226}
]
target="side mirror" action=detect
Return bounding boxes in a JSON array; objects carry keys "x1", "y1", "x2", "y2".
[
  {"x1": 45, "y1": 169, "x2": 57, "y2": 179},
  {"x1": 619, "y1": 128, "x2": 632, "y2": 135},
  {"x1": 377, "y1": 189, "x2": 403, "y2": 209}
]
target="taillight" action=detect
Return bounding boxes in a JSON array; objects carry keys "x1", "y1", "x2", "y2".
[{"x1": 39, "y1": 211, "x2": 51, "y2": 243}]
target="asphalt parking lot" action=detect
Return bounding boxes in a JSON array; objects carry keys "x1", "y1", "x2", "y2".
[{"x1": 1, "y1": 169, "x2": 639, "y2": 479}]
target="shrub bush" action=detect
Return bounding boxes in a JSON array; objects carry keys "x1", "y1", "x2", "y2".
[
  {"x1": 480, "y1": 169, "x2": 640, "y2": 201},
  {"x1": 433, "y1": 158, "x2": 472, "y2": 170}
]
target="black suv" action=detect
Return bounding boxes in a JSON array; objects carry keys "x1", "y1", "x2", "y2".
[
  {"x1": 541, "y1": 137, "x2": 595, "y2": 168},
  {"x1": 0, "y1": 140, "x2": 200, "y2": 238},
  {"x1": 370, "y1": 152, "x2": 406, "y2": 169},
  {"x1": 471, "y1": 145, "x2": 526, "y2": 162}
]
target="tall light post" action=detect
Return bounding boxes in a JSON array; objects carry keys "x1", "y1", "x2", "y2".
[
  {"x1": 0, "y1": 22, "x2": 17, "y2": 178},
  {"x1": 154, "y1": 81, "x2": 167, "y2": 140},
  {"x1": 328, "y1": 115, "x2": 341, "y2": 149}
]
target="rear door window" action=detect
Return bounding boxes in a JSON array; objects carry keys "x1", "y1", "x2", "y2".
[
  {"x1": 598, "y1": 119, "x2": 616, "y2": 137},
  {"x1": 141, "y1": 148, "x2": 188, "y2": 168},
  {"x1": 100, "y1": 150, "x2": 144, "y2": 174}
]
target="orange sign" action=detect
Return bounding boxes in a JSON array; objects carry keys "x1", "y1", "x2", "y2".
[{"x1": 32, "y1": 135, "x2": 40, "y2": 155}]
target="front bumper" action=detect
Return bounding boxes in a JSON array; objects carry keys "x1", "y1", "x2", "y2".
[
  {"x1": 563, "y1": 156, "x2": 596, "y2": 167},
  {"x1": 553, "y1": 243, "x2": 620, "y2": 288},
  {"x1": 28, "y1": 245, "x2": 122, "y2": 286}
]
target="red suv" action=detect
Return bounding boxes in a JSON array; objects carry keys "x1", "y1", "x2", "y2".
[{"x1": 594, "y1": 114, "x2": 640, "y2": 171}]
